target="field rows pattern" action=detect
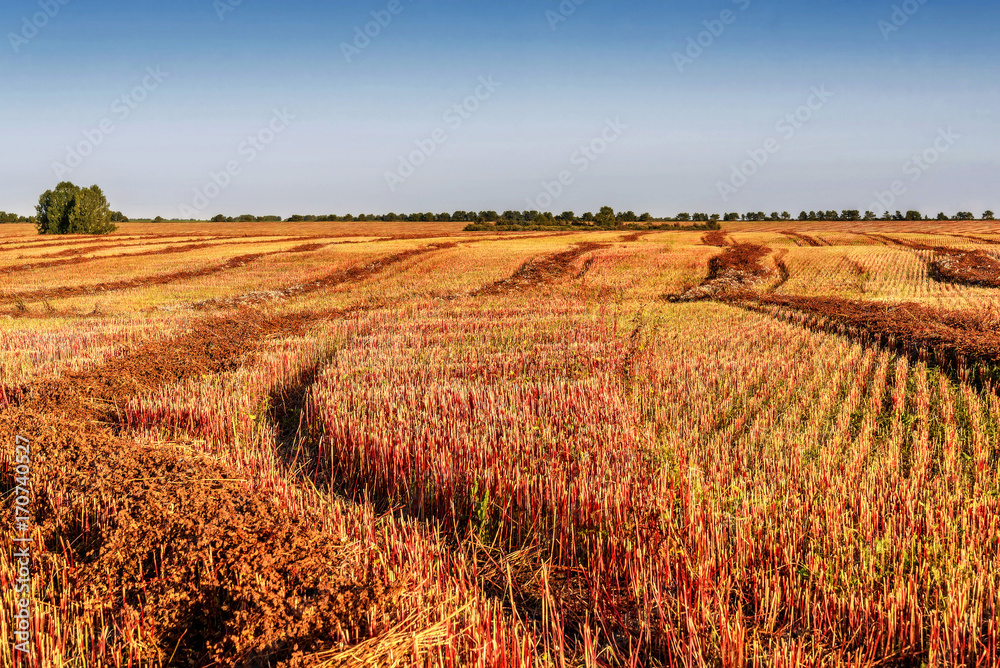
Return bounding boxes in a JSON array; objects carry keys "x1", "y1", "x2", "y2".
[{"x1": 1, "y1": 221, "x2": 998, "y2": 667}]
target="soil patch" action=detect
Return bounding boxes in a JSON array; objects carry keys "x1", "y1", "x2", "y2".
[
  {"x1": 701, "y1": 230, "x2": 729, "y2": 247},
  {"x1": 781, "y1": 230, "x2": 823, "y2": 247},
  {"x1": 2, "y1": 306, "x2": 405, "y2": 666},
  {"x1": 866, "y1": 234, "x2": 1000, "y2": 288},
  {"x1": 474, "y1": 242, "x2": 607, "y2": 295},
  {"x1": 768, "y1": 249, "x2": 790, "y2": 293},
  {"x1": 723, "y1": 293, "x2": 1000, "y2": 381},
  {"x1": 668, "y1": 243, "x2": 774, "y2": 301}
]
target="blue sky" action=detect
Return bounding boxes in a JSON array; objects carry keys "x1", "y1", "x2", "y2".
[{"x1": 1, "y1": 0, "x2": 997, "y2": 218}]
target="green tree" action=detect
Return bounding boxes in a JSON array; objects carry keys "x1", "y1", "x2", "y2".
[
  {"x1": 36, "y1": 182, "x2": 116, "y2": 235},
  {"x1": 984, "y1": 210, "x2": 995, "y2": 220},
  {"x1": 595, "y1": 206, "x2": 616, "y2": 226}
]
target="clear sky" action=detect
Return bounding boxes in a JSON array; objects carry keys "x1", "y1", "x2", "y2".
[{"x1": 2, "y1": 0, "x2": 997, "y2": 218}]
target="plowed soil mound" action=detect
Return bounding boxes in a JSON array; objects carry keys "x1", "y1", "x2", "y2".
[
  {"x1": 781, "y1": 230, "x2": 823, "y2": 247},
  {"x1": 701, "y1": 230, "x2": 729, "y2": 247},
  {"x1": 725, "y1": 293, "x2": 1000, "y2": 371},
  {"x1": 866, "y1": 234, "x2": 1000, "y2": 288},
  {"x1": 1, "y1": 308, "x2": 404, "y2": 666},
  {"x1": 669, "y1": 243, "x2": 773, "y2": 301},
  {"x1": 953, "y1": 234, "x2": 1000, "y2": 246},
  {"x1": 475, "y1": 242, "x2": 607, "y2": 295},
  {"x1": 769, "y1": 249, "x2": 790, "y2": 292},
  {"x1": 931, "y1": 250, "x2": 1000, "y2": 288}
]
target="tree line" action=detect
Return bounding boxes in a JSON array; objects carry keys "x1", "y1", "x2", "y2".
[
  {"x1": 8, "y1": 181, "x2": 996, "y2": 236},
  {"x1": 206, "y1": 209, "x2": 995, "y2": 224}
]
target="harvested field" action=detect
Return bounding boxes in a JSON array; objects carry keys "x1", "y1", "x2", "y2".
[
  {"x1": 0, "y1": 242, "x2": 329, "y2": 305},
  {"x1": 2, "y1": 223, "x2": 1000, "y2": 667}
]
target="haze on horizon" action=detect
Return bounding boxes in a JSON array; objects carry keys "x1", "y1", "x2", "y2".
[{"x1": 2, "y1": 0, "x2": 997, "y2": 220}]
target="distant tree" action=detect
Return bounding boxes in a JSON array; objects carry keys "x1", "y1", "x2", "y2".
[
  {"x1": 808, "y1": 211, "x2": 817, "y2": 221},
  {"x1": 709, "y1": 213, "x2": 720, "y2": 222},
  {"x1": 983, "y1": 210, "x2": 994, "y2": 220},
  {"x1": 955, "y1": 211, "x2": 974, "y2": 220},
  {"x1": 798, "y1": 211, "x2": 808, "y2": 221},
  {"x1": 36, "y1": 182, "x2": 117, "y2": 235},
  {"x1": 641, "y1": 212, "x2": 654, "y2": 222},
  {"x1": 153, "y1": 216, "x2": 165, "y2": 223},
  {"x1": 781, "y1": 212, "x2": 791, "y2": 220},
  {"x1": 768, "y1": 212, "x2": 780, "y2": 221},
  {"x1": 841, "y1": 210, "x2": 860, "y2": 221},
  {"x1": 675, "y1": 212, "x2": 691, "y2": 222},
  {"x1": 109, "y1": 211, "x2": 128, "y2": 222},
  {"x1": 581, "y1": 212, "x2": 594, "y2": 223},
  {"x1": 724, "y1": 212, "x2": 740, "y2": 221},
  {"x1": 863, "y1": 211, "x2": 876, "y2": 221},
  {"x1": 595, "y1": 206, "x2": 616, "y2": 226},
  {"x1": 936, "y1": 212, "x2": 949, "y2": 221},
  {"x1": 559, "y1": 211, "x2": 576, "y2": 222},
  {"x1": 0, "y1": 211, "x2": 22, "y2": 224},
  {"x1": 237, "y1": 214, "x2": 257, "y2": 222},
  {"x1": 904, "y1": 210, "x2": 922, "y2": 221}
]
